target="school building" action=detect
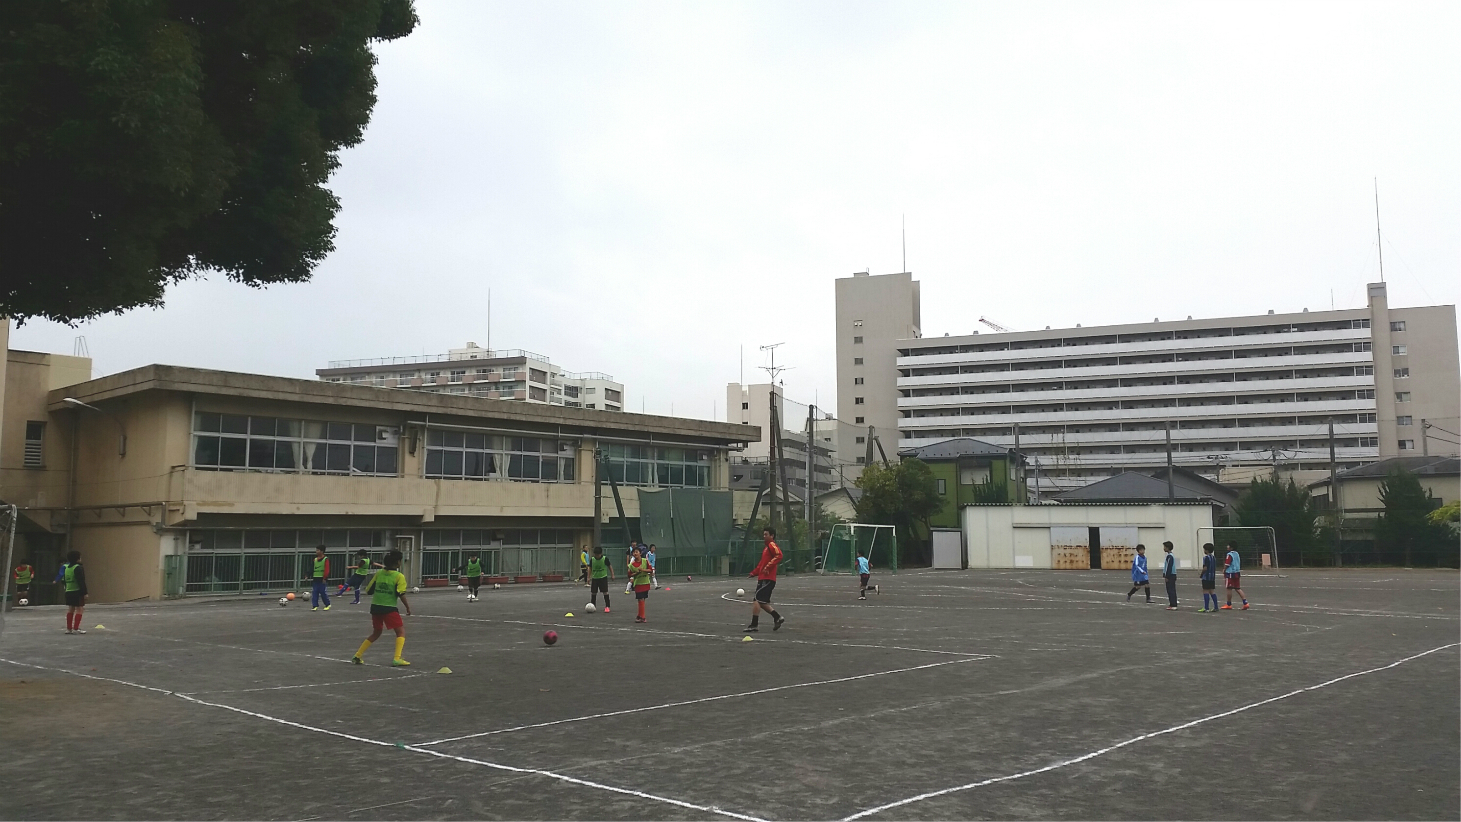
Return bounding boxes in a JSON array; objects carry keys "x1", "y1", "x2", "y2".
[{"x1": 0, "y1": 351, "x2": 754, "y2": 604}]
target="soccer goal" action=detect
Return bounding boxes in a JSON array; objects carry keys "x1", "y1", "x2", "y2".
[
  {"x1": 1198, "y1": 526, "x2": 1279, "y2": 570},
  {"x1": 820, "y1": 524, "x2": 897, "y2": 574}
]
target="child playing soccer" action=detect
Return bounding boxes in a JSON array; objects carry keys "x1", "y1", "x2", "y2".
[
  {"x1": 628, "y1": 547, "x2": 652, "y2": 623},
  {"x1": 353, "y1": 549, "x2": 412, "y2": 666},
  {"x1": 588, "y1": 547, "x2": 613, "y2": 613},
  {"x1": 338, "y1": 549, "x2": 377, "y2": 604},
  {"x1": 1198, "y1": 543, "x2": 1218, "y2": 612},
  {"x1": 578, "y1": 548, "x2": 590, "y2": 586},
  {"x1": 745, "y1": 527, "x2": 785, "y2": 632},
  {"x1": 1221, "y1": 544, "x2": 1249, "y2": 610},
  {"x1": 309, "y1": 545, "x2": 332, "y2": 611},
  {"x1": 462, "y1": 552, "x2": 485, "y2": 601},
  {"x1": 1126, "y1": 544, "x2": 1151, "y2": 603},
  {"x1": 1161, "y1": 541, "x2": 1178, "y2": 610},
  {"x1": 647, "y1": 544, "x2": 659, "y2": 589},
  {"x1": 58, "y1": 551, "x2": 87, "y2": 634},
  {"x1": 13, "y1": 562, "x2": 34, "y2": 605},
  {"x1": 856, "y1": 550, "x2": 876, "y2": 600}
]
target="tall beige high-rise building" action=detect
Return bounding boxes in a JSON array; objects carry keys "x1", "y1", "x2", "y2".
[{"x1": 834, "y1": 271, "x2": 921, "y2": 472}]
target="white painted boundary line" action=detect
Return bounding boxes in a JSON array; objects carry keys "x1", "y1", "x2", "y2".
[
  {"x1": 418, "y1": 613, "x2": 986, "y2": 657},
  {"x1": 840, "y1": 642, "x2": 1461, "y2": 821},
  {"x1": 0, "y1": 657, "x2": 767, "y2": 822},
  {"x1": 416, "y1": 655, "x2": 988, "y2": 747},
  {"x1": 180, "y1": 674, "x2": 426, "y2": 695}
]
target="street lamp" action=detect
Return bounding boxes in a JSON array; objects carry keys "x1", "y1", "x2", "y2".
[{"x1": 63, "y1": 398, "x2": 126, "y2": 456}]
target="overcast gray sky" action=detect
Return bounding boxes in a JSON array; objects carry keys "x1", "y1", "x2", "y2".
[{"x1": 14, "y1": 0, "x2": 1460, "y2": 420}]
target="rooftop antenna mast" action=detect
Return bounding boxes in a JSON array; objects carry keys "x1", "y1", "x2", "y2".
[
  {"x1": 758, "y1": 342, "x2": 790, "y2": 384},
  {"x1": 487, "y1": 288, "x2": 492, "y2": 352},
  {"x1": 1373, "y1": 178, "x2": 1385, "y2": 282},
  {"x1": 901, "y1": 214, "x2": 906, "y2": 273}
]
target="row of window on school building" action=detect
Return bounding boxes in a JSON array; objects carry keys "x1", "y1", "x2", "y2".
[
  {"x1": 183, "y1": 528, "x2": 580, "y2": 595},
  {"x1": 190, "y1": 413, "x2": 713, "y2": 488}
]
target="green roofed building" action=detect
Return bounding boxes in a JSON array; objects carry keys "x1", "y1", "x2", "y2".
[{"x1": 897, "y1": 438, "x2": 1026, "y2": 527}]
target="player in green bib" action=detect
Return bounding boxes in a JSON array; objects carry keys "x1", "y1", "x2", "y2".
[
  {"x1": 13, "y1": 562, "x2": 34, "y2": 605},
  {"x1": 309, "y1": 545, "x2": 331, "y2": 611},
  {"x1": 588, "y1": 547, "x2": 614, "y2": 613},
  {"x1": 57, "y1": 551, "x2": 88, "y2": 633},
  {"x1": 353, "y1": 549, "x2": 413, "y2": 666},
  {"x1": 462, "y1": 553, "x2": 484, "y2": 601}
]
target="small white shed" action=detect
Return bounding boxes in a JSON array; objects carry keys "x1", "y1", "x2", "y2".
[{"x1": 960, "y1": 503, "x2": 1214, "y2": 571}]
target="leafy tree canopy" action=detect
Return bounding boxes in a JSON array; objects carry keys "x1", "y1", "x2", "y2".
[
  {"x1": 0, "y1": 0, "x2": 418, "y2": 324},
  {"x1": 1234, "y1": 475, "x2": 1323, "y2": 564},
  {"x1": 1375, "y1": 468, "x2": 1453, "y2": 566},
  {"x1": 855, "y1": 458, "x2": 942, "y2": 566}
]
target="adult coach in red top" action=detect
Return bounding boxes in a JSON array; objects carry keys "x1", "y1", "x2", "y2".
[{"x1": 745, "y1": 527, "x2": 786, "y2": 632}]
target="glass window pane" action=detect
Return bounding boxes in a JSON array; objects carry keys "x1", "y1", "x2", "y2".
[
  {"x1": 541, "y1": 457, "x2": 558, "y2": 481},
  {"x1": 194, "y1": 412, "x2": 221, "y2": 433},
  {"x1": 483, "y1": 453, "x2": 498, "y2": 477},
  {"x1": 244, "y1": 531, "x2": 270, "y2": 550},
  {"x1": 376, "y1": 447, "x2": 397, "y2": 475},
  {"x1": 298, "y1": 530, "x2": 323, "y2": 547},
  {"x1": 194, "y1": 436, "x2": 220, "y2": 466},
  {"x1": 219, "y1": 437, "x2": 247, "y2": 467},
  {"x1": 275, "y1": 440, "x2": 297, "y2": 470},
  {"x1": 464, "y1": 451, "x2": 485, "y2": 478},
  {"x1": 323, "y1": 530, "x2": 348, "y2": 548},
  {"x1": 657, "y1": 464, "x2": 670, "y2": 486},
  {"x1": 250, "y1": 417, "x2": 277, "y2": 436},
  {"x1": 248, "y1": 439, "x2": 275, "y2": 468},
  {"x1": 423, "y1": 530, "x2": 439, "y2": 547},
  {"x1": 221, "y1": 415, "x2": 249, "y2": 434},
  {"x1": 521, "y1": 455, "x2": 540, "y2": 479},
  {"x1": 465, "y1": 433, "x2": 487, "y2": 450},
  {"x1": 461, "y1": 529, "x2": 483, "y2": 545},
  {"x1": 562, "y1": 457, "x2": 574, "y2": 481},
  {"x1": 302, "y1": 421, "x2": 326, "y2": 439},
  {"x1": 439, "y1": 530, "x2": 461, "y2": 547},
  {"x1": 444, "y1": 431, "x2": 464, "y2": 448},
  {"x1": 327, "y1": 443, "x2": 351, "y2": 472},
  {"x1": 277, "y1": 419, "x2": 300, "y2": 437},
  {"x1": 348, "y1": 530, "x2": 374, "y2": 547},
  {"x1": 271, "y1": 530, "x2": 296, "y2": 549},
  {"x1": 327, "y1": 423, "x2": 352, "y2": 441},
  {"x1": 508, "y1": 454, "x2": 524, "y2": 478},
  {"x1": 353, "y1": 424, "x2": 376, "y2": 443},
  {"x1": 215, "y1": 530, "x2": 243, "y2": 551},
  {"x1": 608, "y1": 462, "x2": 624, "y2": 483},
  {"x1": 669, "y1": 464, "x2": 684, "y2": 485},
  {"x1": 425, "y1": 450, "x2": 443, "y2": 476},
  {"x1": 520, "y1": 529, "x2": 539, "y2": 546},
  {"x1": 427, "y1": 430, "x2": 445, "y2": 447},
  {"x1": 442, "y1": 450, "x2": 463, "y2": 477},
  {"x1": 352, "y1": 445, "x2": 376, "y2": 474}
]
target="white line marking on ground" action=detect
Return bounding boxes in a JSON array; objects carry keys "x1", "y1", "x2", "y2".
[
  {"x1": 839, "y1": 642, "x2": 1461, "y2": 821},
  {"x1": 416, "y1": 655, "x2": 988, "y2": 747},
  {"x1": 180, "y1": 674, "x2": 425, "y2": 695},
  {"x1": 0, "y1": 657, "x2": 767, "y2": 822},
  {"x1": 418, "y1": 613, "x2": 986, "y2": 657}
]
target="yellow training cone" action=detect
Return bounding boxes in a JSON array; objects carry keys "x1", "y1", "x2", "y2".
[
  {"x1": 742, "y1": 635, "x2": 754, "y2": 642},
  {"x1": 436, "y1": 667, "x2": 452, "y2": 674},
  {"x1": 94, "y1": 625, "x2": 106, "y2": 630},
  {"x1": 564, "y1": 612, "x2": 574, "y2": 617}
]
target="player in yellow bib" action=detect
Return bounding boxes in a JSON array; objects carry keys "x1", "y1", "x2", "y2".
[{"x1": 353, "y1": 549, "x2": 412, "y2": 666}]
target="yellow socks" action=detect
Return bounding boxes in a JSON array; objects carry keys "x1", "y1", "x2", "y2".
[
  {"x1": 394, "y1": 636, "x2": 406, "y2": 661},
  {"x1": 355, "y1": 639, "x2": 373, "y2": 659}
]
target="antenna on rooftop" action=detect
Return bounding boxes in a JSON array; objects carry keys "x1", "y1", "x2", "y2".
[
  {"x1": 758, "y1": 342, "x2": 791, "y2": 385},
  {"x1": 902, "y1": 214, "x2": 906, "y2": 273},
  {"x1": 1373, "y1": 178, "x2": 1385, "y2": 283},
  {"x1": 73, "y1": 336, "x2": 90, "y2": 358}
]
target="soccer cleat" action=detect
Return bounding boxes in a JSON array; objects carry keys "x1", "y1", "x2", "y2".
[
  {"x1": 1241, "y1": 603, "x2": 1250, "y2": 610},
  {"x1": 312, "y1": 607, "x2": 318, "y2": 611},
  {"x1": 859, "y1": 595, "x2": 866, "y2": 600},
  {"x1": 1197, "y1": 607, "x2": 1208, "y2": 613},
  {"x1": 1220, "y1": 604, "x2": 1233, "y2": 610},
  {"x1": 744, "y1": 625, "x2": 759, "y2": 633},
  {"x1": 64, "y1": 629, "x2": 73, "y2": 634},
  {"x1": 603, "y1": 607, "x2": 610, "y2": 613},
  {"x1": 392, "y1": 658, "x2": 411, "y2": 667},
  {"x1": 1166, "y1": 606, "x2": 1178, "y2": 611},
  {"x1": 323, "y1": 605, "x2": 330, "y2": 611},
  {"x1": 351, "y1": 656, "x2": 363, "y2": 665},
  {"x1": 635, "y1": 617, "x2": 646, "y2": 623},
  {"x1": 875, "y1": 585, "x2": 880, "y2": 594},
  {"x1": 73, "y1": 629, "x2": 86, "y2": 634},
  {"x1": 773, "y1": 616, "x2": 785, "y2": 631}
]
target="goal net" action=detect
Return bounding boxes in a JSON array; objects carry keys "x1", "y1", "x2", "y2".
[
  {"x1": 820, "y1": 524, "x2": 897, "y2": 574},
  {"x1": 1199, "y1": 526, "x2": 1279, "y2": 570}
]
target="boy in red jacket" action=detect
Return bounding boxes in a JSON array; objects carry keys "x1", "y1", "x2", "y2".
[{"x1": 745, "y1": 528, "x2": 786, "y2": 633}]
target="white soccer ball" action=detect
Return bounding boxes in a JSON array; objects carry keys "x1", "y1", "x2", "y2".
[
  {"x1": 278, "y1": 597, "x2": 288, "y2": 606},
  {"x1": 494, "y1": 583, "x2": 501, "y2": 589},
  {"x1": 736, "y1": 588, "x2": 745, "y2": 597},
  {"x1": 585, "y1": 603, "x2": 596, "y2": 612},
  {"x1": 18, "y1": 598, "x2": 28, "y2": 606},
  {"x1": 412, "y1": 586, "x2": 420, "y2": 593},
  {"x1": 457, "y1": 584, "x2": 465, "y2": 592}
]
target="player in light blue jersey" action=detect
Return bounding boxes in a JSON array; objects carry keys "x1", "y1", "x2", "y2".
[
  {"x1": 856, "y1": 550, "x2": 878, "y2": 600},
  {"x1": 1126, "y1": 544, "x2": 1151, "y2": 603}
]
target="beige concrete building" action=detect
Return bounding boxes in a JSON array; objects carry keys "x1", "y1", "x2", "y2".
[
  {"x1": 834, "y1": 271, "x2": 921, "y2": 476},
  {"x1": 0, "y1": 356, "x2": 753, "y2": 604}
]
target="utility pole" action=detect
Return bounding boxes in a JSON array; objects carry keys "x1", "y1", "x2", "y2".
[
  {"x1": 592, "y1": 447, "x2": 602, "y2": 551},
  {"x1": 805, "y1": 404, "x2": 815, "y2": 526},
  {"x1": 767, "y1": 390, "x2": 779, "y2": 534},
  {"x1": 775, "y1": 409, "x2": 792, "y2": 544},
  {"x1": 1164, "y1": 420, "x2": 1175, "y2": 501},
  {"x1": 1012, "y1": 423, "x2": 1021, "y2": 496},
  {"x1": 1421, "y1": 419, "x2": 1429, "y2": 456},
  {"x1": 1328, "y1": 419, "x2": 1340, "y2": 567}
]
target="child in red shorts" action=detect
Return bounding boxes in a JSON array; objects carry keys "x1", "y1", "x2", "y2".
[{"x1": 352, "y1": 549, "x2": 413, "y2": 666}]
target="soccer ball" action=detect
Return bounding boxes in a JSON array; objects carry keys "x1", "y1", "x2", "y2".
[
  {"x1": 412, "y1": 586, "x2": 420, "y2": 593},
  {"x1": 18, "y1": 598, "x2": 28, "y2": 606},
  {"x1": 494, "y1": 583, "x2": 501, "y2": 589},
  {"x1": 736, "y1": 588, "x2": 745, "y2": 597},
  {"x1": 286, "y1": 592, "x2": 295, "y2": 601},
  {"x1": 278, "y1": 597, "x2": 288, "y2": 607},
  {"x1": 585, "y1": 603, "x2": 596, "y2": 612},
  {"x1": 686, "y1": 575, "x2": 693, "y2": 582},
  {"x1": 543, "y1": 630, "x2": 558, "y2": 646},
  {"x1": 457, "y1": 584, "x2": 464, "y2": 592}
]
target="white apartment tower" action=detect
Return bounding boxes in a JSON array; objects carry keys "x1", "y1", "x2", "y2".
[
  {"x1": 834, "y1": 271, "x2": 921, "y2": 472},
  {"x1": 837, "y1": 278, "x2": 1459, "y2": 494},
  {"x1": 317, "y1": 342, "x2": 624, "y2": 411}
]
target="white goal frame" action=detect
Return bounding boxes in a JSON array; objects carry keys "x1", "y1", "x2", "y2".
[
  {"x1": 820, "y1": 523, "x2": 898, "y2": 574},
  {"x1": 1198, "y1": 526, "x2": 1280, "y2": 570}
]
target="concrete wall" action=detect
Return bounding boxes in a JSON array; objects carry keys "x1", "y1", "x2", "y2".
[
  {"x1": 961, "y1": 504, "x2": 1213, "y2": 570},
  {"x1": 1389, "y1": 303, "x2": 1459, "y2": 457},
  {"x1": 1334, "y1": 475, "x2": 1460, "y2": 515},
  {"x1": 835, "y1": 272, "x2": 920, "y2": 480}
]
